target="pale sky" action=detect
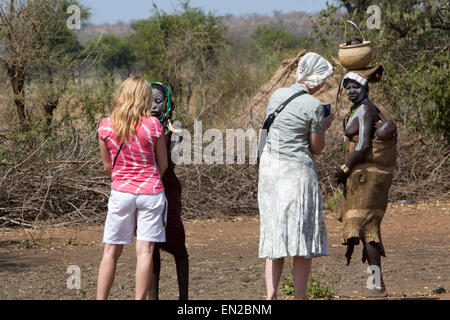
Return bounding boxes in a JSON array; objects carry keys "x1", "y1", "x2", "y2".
[{"x1": 80, "y1": 0, "x2": 330, "y2": 24}]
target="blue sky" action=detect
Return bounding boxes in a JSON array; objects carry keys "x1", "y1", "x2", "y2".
[{"x1": 80, "y1": 0, "x2": 330, "y2": 24}]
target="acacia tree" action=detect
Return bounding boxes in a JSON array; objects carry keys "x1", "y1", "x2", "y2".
[
  {"x1": 87, "y1": 34, "x2": 136, "y2": 78},
  {"x1": 0, "y1": 0, "x2": 49, "y2": 131},
  {"x1": 130, "y1": 1, "x2": 227, "y2": 106},
  {"x1": 31, "y1": 0, "x2": 89, "y2": 127},
  {"x1": 0, "y1": 0, "x2": 88, "y2": 131}
]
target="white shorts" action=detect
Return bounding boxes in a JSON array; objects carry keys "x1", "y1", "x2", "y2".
[{"x1": 103, "y1": 189, "x2": 167, "y2": 245}]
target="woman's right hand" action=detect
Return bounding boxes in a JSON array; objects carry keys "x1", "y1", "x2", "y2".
[
  {"x1": 334, "y1": 166, "x2": 347, "y2": 184},
  {"x1": 325, "y1": 113, "x2": 335, "y2": 131}
]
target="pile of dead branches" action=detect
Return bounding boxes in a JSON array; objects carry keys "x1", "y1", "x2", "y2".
[
  {"x1": 0, "y1": 129, "x2": 110, "y2": 228},
  {"x1": 175, "y1": 131, "x2": 449, "y2": 220},
  {"x1": 0, "y1": 128, "x2": 262, "y2": 226},
  {"x1": 390, "y1": 134, "x2": 449, "y2": 201},
  {"x1": 0, "y1": 126, "x2": 448, "y2": 228},
  {"x1": 176, "y1": 163, "x2": 259, "y2": 219}
]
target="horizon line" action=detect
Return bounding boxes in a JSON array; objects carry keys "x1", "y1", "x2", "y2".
[{"x1": 85, "y1": 9, "x2": 322, "y2": 26}]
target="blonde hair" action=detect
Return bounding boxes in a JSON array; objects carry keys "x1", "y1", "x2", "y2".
[{"x1": 111, "y1": 76, "x2": 154, "y2": 143}]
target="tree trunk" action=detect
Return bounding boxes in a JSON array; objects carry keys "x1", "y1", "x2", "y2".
[
  {"x1": 186, "y1": 82, "x2": 193, "y2": 106},
  {"x1": 7, "y1": 66, "x2": 29, "y2": 132},
  {"x1": 44, "y1": 100, "x2": 59, "y2": 127},
  {"x1": 342, "y1": 0, "x2": 355, "y2": 18},
  {"x1": 342, "y1": 0, "x2": 370, "y2": 18}
]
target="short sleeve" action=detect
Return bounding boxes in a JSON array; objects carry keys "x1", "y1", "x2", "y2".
[
  {"x1": 98, "y1": 118, "x2": 111, "y2": 141},
  {"x1": 310, "y1": 103, "x2": 325, "y2": 134}
]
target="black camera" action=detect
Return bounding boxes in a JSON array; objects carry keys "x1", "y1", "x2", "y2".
[{"x1": 322, "y1": 104, "x2": 332, "y2": 118}]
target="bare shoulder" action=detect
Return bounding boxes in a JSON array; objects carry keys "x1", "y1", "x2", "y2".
[{"x1": 361, "y1": 100, "x2": 380, "y2": 120}]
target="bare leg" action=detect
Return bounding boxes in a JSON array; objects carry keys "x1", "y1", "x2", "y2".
[
  {"x1": 364, "y1": 241, "x2": 386, "y2": 289},
  {"x1": 265, "y1": 258, "x2": 285, "y2": 300},
  {"x1": 148, "y1": 248, "x2": 161, "y2": 300},
  {"x1": 136, "y1": 240, "x2": 155, "y2": 300},
  {"x1": 175, "y1": 255, "x2": 189, "y2": 300},
  {"x1": 97, "y1": 244, "x2": 124, "y2": 300},
  {"x1": 293, "y1": 257, "x2": 312, "y2": 300}
]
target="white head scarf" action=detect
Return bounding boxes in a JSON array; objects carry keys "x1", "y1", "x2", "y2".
[
  {"x1": 296, "y1": 52, "x2": 334, "y2": 89},
  {"x1": 342, "y1": 72, "x2": 368, "y2": 88}
]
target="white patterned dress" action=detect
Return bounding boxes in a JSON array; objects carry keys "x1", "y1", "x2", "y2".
[{"x1": 258, "y1": 84, "x2": 329, "y2": 259}]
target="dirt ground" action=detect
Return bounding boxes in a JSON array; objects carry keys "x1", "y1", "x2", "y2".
[{"x1": 0, "y1": 201, "x2": 449, "y2": 300}]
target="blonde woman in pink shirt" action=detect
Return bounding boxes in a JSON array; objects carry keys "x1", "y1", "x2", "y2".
[{"x1": 96, "y1": 76, "x2": 168, "y2": 300}]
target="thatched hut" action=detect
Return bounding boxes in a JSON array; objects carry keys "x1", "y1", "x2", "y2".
[{"x1": 233, "y1": 50, "x2": 341, "y2": 130}]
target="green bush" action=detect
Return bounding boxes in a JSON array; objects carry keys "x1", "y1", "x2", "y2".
[
  {"x1": 281, "y1": 265, "x2": 340, "y2": 300},
  {"x1": 324, "y1": 191, "x2": 343, "y2": 213},
  {"x1": 86, "y1": 34, "x2": 136, "y2": 77},
  {"x1": 432, "y1": 287, "x2": 447, "y2": 295},
  {"x1": 251, "y1": 25, "x2": 300, "y2": 52},
  {"x1": 130, "y1": 0, "x2": 227, "y2": 105}
]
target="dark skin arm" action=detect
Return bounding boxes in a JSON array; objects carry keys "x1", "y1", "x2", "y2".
[{"x1": 335, "y1": 101, "x2": 380, "y2": 183}]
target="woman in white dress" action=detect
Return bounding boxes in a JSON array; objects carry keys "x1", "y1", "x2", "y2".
[{"x1": 258, "y1": 52, "x2": 335, "y2": 300}]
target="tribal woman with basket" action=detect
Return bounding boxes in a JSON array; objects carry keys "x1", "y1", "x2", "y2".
[{"x1": 335, "y1": 66, "x2": 397, "y2": 297}]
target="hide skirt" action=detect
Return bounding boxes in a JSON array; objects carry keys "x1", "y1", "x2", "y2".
[{"x1": 340, "y1": 135, "x2": 397, "y2": 263}]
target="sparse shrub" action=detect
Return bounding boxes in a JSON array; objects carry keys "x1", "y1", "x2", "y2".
[
  {"x1": 432, "y1": 287, "x2": 447, "y2": 295},
  {"x1": 324, "y1": 191, "x2": 343, "y2": 213},
  {"x1": 281, "y1": 264, "x2": 340, "y2": 300},
  {"x1": 75, "y1": 82, "x2": 114, "y2": 129},
  {"x1": 306, "y1": 274, "x2": 336, "y2": 300}
]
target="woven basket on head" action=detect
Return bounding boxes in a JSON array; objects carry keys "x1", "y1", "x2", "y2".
[
  {"x1": 339, "y1": 41, "x2": 373, "y2": 70},
  {"x1": 338, "y1": 21, "x2": 373, "y2": 70}
]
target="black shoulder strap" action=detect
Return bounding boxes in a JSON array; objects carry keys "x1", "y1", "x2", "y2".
[
  {"x1": 112, "y1": 142, "x2": 124, "y2": 171},
  {"x1": 257, "y1": 90, "x2": 308, "y2": 167}
]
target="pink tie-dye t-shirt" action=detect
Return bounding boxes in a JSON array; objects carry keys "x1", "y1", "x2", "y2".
[{"x1": 98, "y1": 116, "x2": 165, "y2": 195}]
